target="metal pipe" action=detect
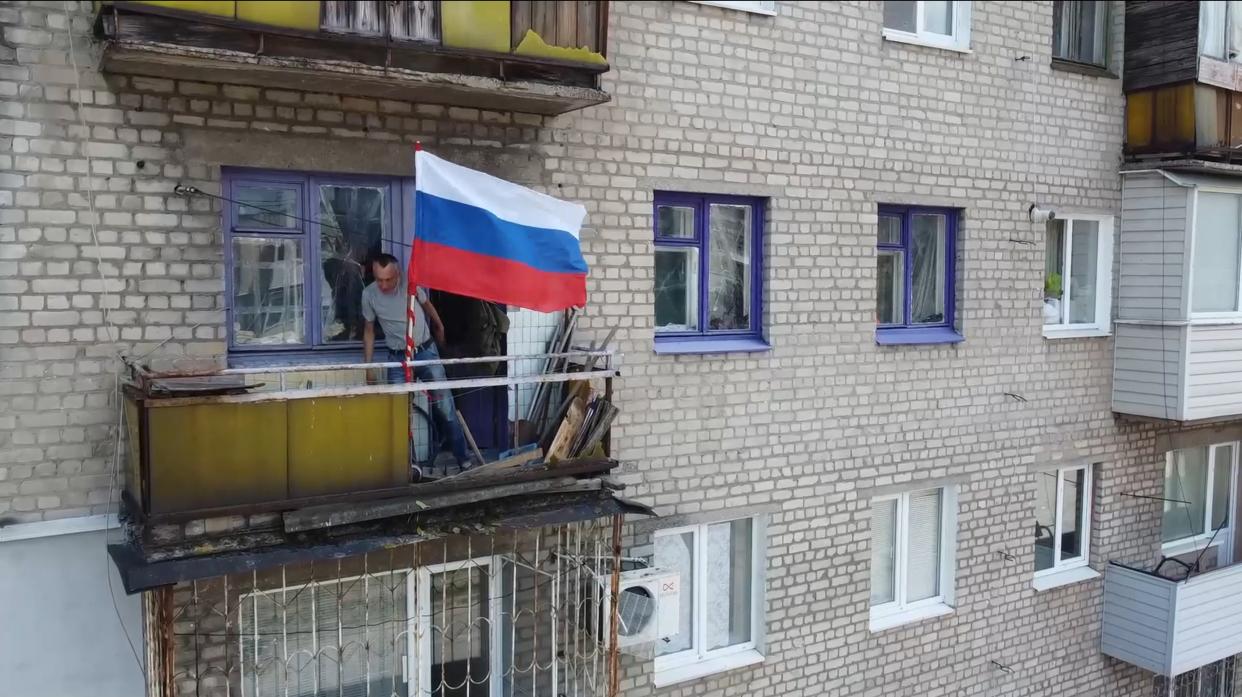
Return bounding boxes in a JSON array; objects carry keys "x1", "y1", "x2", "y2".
[
  {"x1": 143, "y1": 367, "x2": 622, "y2": 408},
  {"x1": 137, "y1": 349, "x2": 617, "y2": 378}
]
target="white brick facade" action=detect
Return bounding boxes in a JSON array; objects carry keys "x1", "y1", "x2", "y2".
[{"x1": 0, "y1": 1, "x2": 1225, "y2": 695}]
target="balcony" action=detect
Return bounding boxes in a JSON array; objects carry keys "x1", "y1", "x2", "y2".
[
  {"x1": 1114, "y1": 168, "x2": 1242, "y2": 422},
  {"x1": 94, "y1": 1, "x2": 610, "y2": 115},
  {"x1": 1123, "y1": 1, "x2": 1242, "y2": 162},
  {"x1": 1101, "y1": 561, "x2": 1242, "y2": 676},
  {"x1": 121, "y1": 349, "x2": 620, "y2": 519}
]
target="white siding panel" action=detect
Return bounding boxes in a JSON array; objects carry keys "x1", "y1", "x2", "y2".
[
  {"x1": 1112, "y1": 323, "x2": 1185, "y2": 419},
  {"x1": 1185, "y1": 324, "x2": 1242, "y2": 420},
  {"x1": 1170, "y1": 563, "x2": 1242, "y2": 675},
  {"x1": 1118, "y1": 173, "x2": 1189, "y2": 321},
  {"x1": 1101, "y1": 564, "x2": 1175, "y2": 676}
]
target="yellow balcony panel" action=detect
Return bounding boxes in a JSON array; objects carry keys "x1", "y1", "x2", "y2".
[
  {"x1": 128, "y1": 0, "x2": 237, "y2": 18},
  {"x1": 236, "y1": 1, "x2": 320, "y2": 30},
  {"x1": 441, "y1": 0, "x2": 511, "y2": 53},
  {"x1": 146, "y1": 400, "x2": 289, "y2": 515},
  {"x1": 287, "y1": 394, "x2": 408, "y2": 499}
]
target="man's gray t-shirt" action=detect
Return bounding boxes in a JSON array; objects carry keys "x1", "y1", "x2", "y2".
[{"x1": 361, "y1": 277, "x2": 429, "y2": 351}]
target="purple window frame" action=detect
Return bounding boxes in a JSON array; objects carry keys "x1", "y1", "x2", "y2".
[
  {"x1": 222, "y1": 167, "x2": 413, "y2": 364},
  {"x1": 875, "y1": 205, "x2": 963, "y2": 346},
  {"x1": 652, "y1": 191, "x2": 768, "y2": 354}
]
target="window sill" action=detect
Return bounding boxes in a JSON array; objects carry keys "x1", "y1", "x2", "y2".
[
  {"x1": 868, "y1": 602, "x2": 954, "y2": 632},
  {"x1": 654, "y1": 336, "x2": 771, "y2": 355},
  {"x1": 1042, "y1": 325, "x2": 1111, "y2": 340},
  {"x1": 1050, "y1": 57, "x2": 1117, "y2": 79},
  {"x1": 875, "y1": 326, "x2": 964, "y2": 346},
  {"x1": 1032, "y1": 565, "x2": 1100, "y2": 592},
  {"x1": 1162, "y1": 536, "x2": 1225, "y2": 559},
  {"x1": 653, "y1": 649, "x2": 764, "y2": 687},
  {"x1": 881, "y1": 28, "x2": 972, "y2": 54}
]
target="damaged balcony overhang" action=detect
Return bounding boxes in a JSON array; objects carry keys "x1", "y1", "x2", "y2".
[
  {"x1": 95, "y1": 3, "x2": 611, "y2": 116},
  {"x1": 109, "y1": 456, "x2": 654, "y2": 594}
]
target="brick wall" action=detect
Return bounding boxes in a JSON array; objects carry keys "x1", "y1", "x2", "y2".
[{"x1": 0, "y1": 1, "x2": 1204, "y2": 695}]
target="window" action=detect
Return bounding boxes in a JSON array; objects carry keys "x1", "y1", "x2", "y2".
[
  {"x1": 1163, "y1": 444, "x2": 1237, "y2": 560},
  {"x1": 1043, "y1": 215, "x2": 1114, "y2": 338},
  {"x1": 1033, "y1": 465, "x2": 1093, "y2": 577},
  {"x1": 875, "y1": 205, "x2": 961, "y2": 344},
  {"x1": 224, "y1": 169, "x2": 406, "y2": 355},
  {"x1": 689, "y1": 0, "x2": 777, "y2": 15},
  {"x1": 653, "y1": 516, "x2": 765, "y2": 685},
  {"x1": 1200, "y1": 1, "x2": 1239, "y2": 62},
  {"x1": 1156, "y1": 653, "x2": 1240, "y2": 697},
  {"x1": 882, "y1": 1, "x2": 971, "y2": 52},
  {"x1": 653, "y1": 192, "x2": 766, "y2": 353},
  {"x1": 1192, "y1": 191, "x2": 1242, "y2": 315},
  {"x1": 870, "y1": 487, "x2": 957, "y2": 631},
  {"x1": 238, "y1": 559, "x2": 506, "y2": 697},
  {"x1": 1052, "y1": 0, "x2": 1109, "y2": 68}
]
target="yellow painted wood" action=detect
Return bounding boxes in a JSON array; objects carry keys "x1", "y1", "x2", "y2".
[
  {"x1": 514, "y1": 29, "x2": 606, "y2": 64},
  {"x1": 286, "y1": 394, "x2": 408, "y2": 498},
  {"x1": 1127, "y1": 90, "x2": 1153, "y2": 148},
  {"x1": 1174, "y1": 83, "x2": 1197, "y2": 144},
  {"x1": 442, "y1": 0, "x2": 512, "y2": 53},
  {"x1": 124, "y1": 397, "x2": 143, "y2": 505},
  {"x1": 131, "y1": 0, "x2": 237, "y2": 18},
  {"x1": 147, "y1": 402, "x2": 288, "y2": 514},
  {"x1": 236, "y1": 1, "x2": 321, "y2": 30}
]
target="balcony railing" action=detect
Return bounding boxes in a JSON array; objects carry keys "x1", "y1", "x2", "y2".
[
  {"x1": 94, "y1": 1, "x2": 611, "y2": 114},
  {"x1": 122, "y1": 349, "x2": 619, "y2": 519},
  {"x1": 1101, "y1": 561, "x2": 1242, "y2": 677}
]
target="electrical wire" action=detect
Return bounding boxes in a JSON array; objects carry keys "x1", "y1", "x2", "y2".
[{"x1": 63, "y1": 0, "x2": 145, "y2": 679}]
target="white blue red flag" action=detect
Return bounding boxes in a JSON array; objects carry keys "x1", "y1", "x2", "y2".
[{"x1": 409, "y1": 150, "x2": 588, "y2": 311}]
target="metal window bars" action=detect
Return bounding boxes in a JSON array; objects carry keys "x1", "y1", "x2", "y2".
[
  {"x1": 149, "y1": 520, "x2": 622, "y2": 697},
  {"x1": 1154, "y1": 655, "x2": 1241, "y2": 697}
]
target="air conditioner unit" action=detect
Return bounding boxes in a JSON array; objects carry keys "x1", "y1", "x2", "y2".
[{"x1": 593, "y1": 567, "x2": 680, "y2": 651}]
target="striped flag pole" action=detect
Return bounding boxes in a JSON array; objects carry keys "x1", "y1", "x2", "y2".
[{"x1": 405, "y1": 140, "x2": 422, "y2": 384}]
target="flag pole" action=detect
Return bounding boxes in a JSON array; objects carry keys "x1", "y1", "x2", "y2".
[{"x1": 405, "y1": 140, "x2": 422, "y2": 384}]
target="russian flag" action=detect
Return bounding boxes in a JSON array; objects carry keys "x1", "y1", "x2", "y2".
[{"x1": 410, "y1": 150, "x2": 588, "y2": 312}]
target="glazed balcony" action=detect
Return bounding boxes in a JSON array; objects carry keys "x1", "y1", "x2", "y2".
[{"x1": 94, "y1": 0, "x2": 610, "y2": 115}]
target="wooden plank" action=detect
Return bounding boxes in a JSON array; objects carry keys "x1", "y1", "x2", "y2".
[
  {"x1": 576, "y1": 0, "x2": 597, "y2": 51},
  {"x1": 447, "y1": 447, "x2": 544, "y2": 480},
  {"x1": 547, "y1": 394, "x2": 588, "y2": 462},
  {"x1": 511, "y1": 0, "x2": 532, "y2": 48},
  {"x1": 283, "y1": 476, "x2": 597, "y2": 532},
  {"x1": 557, "y1": 0, "x2": 578, "y2": 47},
  {"x1": 531, "y1": 0, "x2": 554, "y2": 42}
]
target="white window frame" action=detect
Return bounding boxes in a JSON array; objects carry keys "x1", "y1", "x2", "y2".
[
  {"x1": 1188, "y1": 187, "x2": 1242, "y2": 320},
  {"x1": 237, "y1": 558, "x2": 507, "y2": 697},
  {"x1": 689, "y1": 0, "x2": 777, "y2": 15},
  {"x1": 1043, "y1": 214, "x2": 1114, "y2": 339},
  {"x1": 414, "y1": 557, "x2": 506, "y2": 697},
  {"x1": 1162, "y1": 444, "x2": 1238, "y2": 561},
  {"x1": 652, "y1": 516, "x2": 766, "y2": 687},
  {"x1": 882, "y1": 1, "x2": 972, "y2": 53},
  {"x1": 869, "y1": 487, "x2": 958, "y2": 632},
  {"x1": 1033, "y1": 465, "x2": 1094, "y2": 580}
]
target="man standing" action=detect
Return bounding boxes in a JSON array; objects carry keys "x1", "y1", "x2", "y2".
[{"x1": 362, "y1": 253, "x2": 470, "y2": 467}]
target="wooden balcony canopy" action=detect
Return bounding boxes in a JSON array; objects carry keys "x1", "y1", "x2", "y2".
[{"x1": 94, "y1": 1, "x2": 611, "y2": 115}]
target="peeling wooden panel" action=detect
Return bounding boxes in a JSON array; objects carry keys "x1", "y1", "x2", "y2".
[
  {"x1": 321, "y1": 0, "x2": 383, "y2": 35},
  {"x1": 576, "y1": 1, "x2": 598, "y2": 51},
  {"x1": 511, "y1": 0, "x2": 532, "y2": 48},
  {"x1": 513, "y1": 0, "x2": 601, "y2": 51},
  {"x1": 557, "y1": 0, "x2": 578, "y2": 47},
  {"x1": 389, "y1": 0, "x2": 438, "y2": 42}
]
